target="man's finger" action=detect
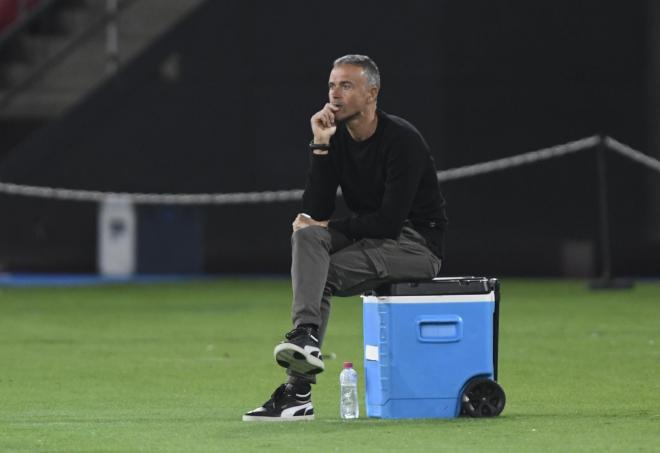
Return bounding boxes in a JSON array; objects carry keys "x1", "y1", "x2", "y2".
[
  {"x1": 324, "y1": 111, "x2": 335, "y2": 126},
  {"x1": 324, "y1": 104, "x2": 338, "y2": 116}
]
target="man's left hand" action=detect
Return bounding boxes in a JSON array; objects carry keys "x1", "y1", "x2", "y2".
[{"x1": 292, "y1": 213, "x2": 329, "y2": 232}]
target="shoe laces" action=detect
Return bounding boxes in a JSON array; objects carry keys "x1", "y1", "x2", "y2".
[
  {"x1": 285, "y1": 326, "x2": 316, "y2": 340},
  {"x1": 265, "y1": 384, "x2": 309, "y2": 409},
  {"x1": 264, "y1": 384, "x2": 288, "y2": 409}
]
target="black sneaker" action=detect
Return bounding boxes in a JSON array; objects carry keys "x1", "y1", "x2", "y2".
[
  {"x1": 273, "y1": 326, "x2": 324, "y2": 375},
  {"x1": 242, "y1": 384, "x2": 314, "y2": 421}
]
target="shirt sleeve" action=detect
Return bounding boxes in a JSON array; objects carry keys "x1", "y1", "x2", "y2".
[
  {"x1": 328, "y1": 133, "x2": 427, "y2": 239},
  {"x1": 302, "y1": 152, "x2": 339, "y2": 221}
]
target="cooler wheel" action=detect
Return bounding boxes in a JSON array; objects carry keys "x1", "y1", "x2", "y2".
[{"x1": 461, "y1": 378, "x2": 506, "y2": 417}]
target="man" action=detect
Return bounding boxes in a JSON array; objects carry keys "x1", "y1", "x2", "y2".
[{"x1": 243, "y1": 55, "x2": 447, "y2": 421}]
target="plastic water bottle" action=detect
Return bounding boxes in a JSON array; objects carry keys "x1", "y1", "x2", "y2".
[{"x1": 339, "y1": 361, "x2": 359, "y2": 419}]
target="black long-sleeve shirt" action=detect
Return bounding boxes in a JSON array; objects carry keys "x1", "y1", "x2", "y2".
[{"x1": 302, "y1": 110, "x2": 448, "y2": 259}]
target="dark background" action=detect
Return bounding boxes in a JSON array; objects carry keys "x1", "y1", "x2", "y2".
[{"x1": 0, "y1": 0, "x2": 657, "y2": 276}]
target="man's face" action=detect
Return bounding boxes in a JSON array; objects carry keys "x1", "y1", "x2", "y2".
[{"x1": 328, "y1": 64, "x2": 377, "y2": 122}]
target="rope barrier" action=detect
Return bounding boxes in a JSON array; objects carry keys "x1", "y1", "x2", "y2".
[
  {"x1": 0, "y1": 134, "x2": 657, "y2": 205},
  {"x1": 436, "y1": 135, "x2": 599, "y2": 182},
  {"x1": 604, "y1": 137, "x2": 660, "y2": 174}
]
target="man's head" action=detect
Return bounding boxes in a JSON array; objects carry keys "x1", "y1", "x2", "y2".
[{"x1": 328, "y1": 54, "x2": 380, "y2": 122}]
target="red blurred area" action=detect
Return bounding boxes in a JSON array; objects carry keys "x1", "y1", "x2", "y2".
[{"x1": 0, "y1": 0, "x2": 40, "y2": 32}]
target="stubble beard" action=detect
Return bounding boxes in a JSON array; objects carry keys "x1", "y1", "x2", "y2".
[{"x1": 336, "y1": 110, "x2": 361, "y2": 124}]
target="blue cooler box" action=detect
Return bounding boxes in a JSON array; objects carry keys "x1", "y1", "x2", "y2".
[{"x1": 362, "y1": 277, "x2": 500, "y2": 419}]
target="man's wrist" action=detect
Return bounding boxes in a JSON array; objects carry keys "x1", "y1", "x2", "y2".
[{"x1": 312, "y1": 136, "x2": 330, "y2": 146}]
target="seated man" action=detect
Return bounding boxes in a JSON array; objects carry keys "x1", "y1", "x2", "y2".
[{"x1": 243, "y1": 54, "x2": 448, "y2": 421}]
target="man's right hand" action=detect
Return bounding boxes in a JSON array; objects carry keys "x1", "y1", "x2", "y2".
[
  {"x1": 310, "y1": 103, "x2": 339, "y2": 145},
  {"x1": 292, "y1": 213, "x2": 328, "y2": 232}
]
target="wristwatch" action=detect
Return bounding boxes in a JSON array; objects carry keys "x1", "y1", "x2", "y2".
[{"x1": 309, "y1": 140, "x2": 330, "y2": 151}]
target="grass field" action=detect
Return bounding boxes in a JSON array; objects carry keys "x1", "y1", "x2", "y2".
[{"x1": 0, "y1": 278, "x2": 659, "y2": 452}]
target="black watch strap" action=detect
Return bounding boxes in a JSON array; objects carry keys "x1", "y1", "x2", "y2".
[{"x1": 309, "y1": 140, "x2": 330, "y2": 151}]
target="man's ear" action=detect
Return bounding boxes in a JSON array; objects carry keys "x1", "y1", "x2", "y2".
[{"x1": 368, "y1": 86, "x2": 379, "y2": 103}]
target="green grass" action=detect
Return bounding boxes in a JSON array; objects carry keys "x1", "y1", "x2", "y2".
[{"x1": 0, "y1": 278, "x2": 659, "y2": 452}]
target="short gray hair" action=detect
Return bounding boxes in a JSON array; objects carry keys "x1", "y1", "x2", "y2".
[{"x1": 333, "y1": 54, "x2": 380, "y2": 88}]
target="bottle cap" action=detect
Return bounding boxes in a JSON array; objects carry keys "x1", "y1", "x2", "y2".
[{"x1": 343, "y1": 361, "x2": 353, "y2": 369}]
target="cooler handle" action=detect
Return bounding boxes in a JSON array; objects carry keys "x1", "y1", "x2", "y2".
[{"x1": 415, "y1": 315, "x2": 463, "y2": 343}]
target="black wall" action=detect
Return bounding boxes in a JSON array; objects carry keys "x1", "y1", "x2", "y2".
[{"x1": 0, "y1": 0, "x2": 654, "y2": 276}]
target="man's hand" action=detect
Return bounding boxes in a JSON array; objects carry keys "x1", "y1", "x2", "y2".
[
  {"x1": 310, "y1": 103, "x2": 339, "y2": 147},
  {"x1": 292, "y1": 213, "x2": 329, "y2": 232}
]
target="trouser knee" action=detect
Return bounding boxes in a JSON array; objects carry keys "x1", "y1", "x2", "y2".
[{"x1": 291, "y1": 225, "x2": 331, "y2": 250}]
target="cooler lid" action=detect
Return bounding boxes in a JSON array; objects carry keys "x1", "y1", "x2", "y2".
[{"x1": 367, "y1": 277, "x2": 497, "y2": 297}]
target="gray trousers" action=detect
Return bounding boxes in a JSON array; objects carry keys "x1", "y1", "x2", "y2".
[{"x1": 287, "y1": 224, "x2": 441, "y2": 385}]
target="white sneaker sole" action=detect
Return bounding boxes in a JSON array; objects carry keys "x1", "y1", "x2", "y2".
[
  {"x1": 242, "y1": 414, "x2": 315, "y2": 422},
  {"x1": 273, "y1": 343, "x2": 325, "y2": 375}
]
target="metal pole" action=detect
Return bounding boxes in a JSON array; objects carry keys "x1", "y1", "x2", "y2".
[
  {"x1": 590, "y1": 136, "x2": 633, "y2": 290},
  {"x1": 106, "y1": 0, "x2": 119, "y2": 74},
  {"x1": 596, "y1": 141, "x2": 612, "y2": 281}
]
